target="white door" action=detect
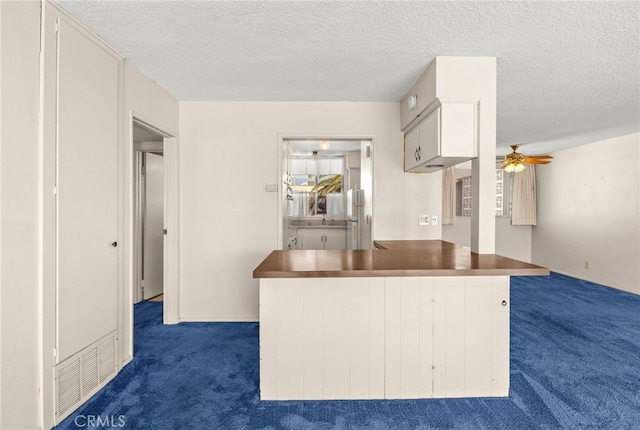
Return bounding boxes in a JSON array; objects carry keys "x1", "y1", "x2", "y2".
[
  {"x1": 143, "y1": 152, "x2": 164, "y2": 299},
  {"x1": 56, "y1": 19, "x2": 119, "y2": 362}
]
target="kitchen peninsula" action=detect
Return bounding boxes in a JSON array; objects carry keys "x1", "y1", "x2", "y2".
[{"x1": 253, "y1": 240, "x2": 548, "y2": 401}]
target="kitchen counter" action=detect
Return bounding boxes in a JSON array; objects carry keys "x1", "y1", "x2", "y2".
[
  {"x1": 254, "y1": 240, "x2": 548, "y2": 401},
  {"x1": 253, "y1": 240, "x2": 548, "y2": 278}
]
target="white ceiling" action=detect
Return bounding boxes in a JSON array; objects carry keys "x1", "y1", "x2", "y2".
[{"x1": 57, "y1": 0, "x2": 640, "y2": 155}]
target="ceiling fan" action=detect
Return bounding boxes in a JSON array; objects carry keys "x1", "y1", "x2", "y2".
[{"x1": 502, "y1": 145, "x2": 553, "y2": 173}]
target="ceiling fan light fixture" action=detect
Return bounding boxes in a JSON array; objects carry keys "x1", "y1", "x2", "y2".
[
  {"x1": 502, "y1": 160, "x2": 526, "y2": 173},
  {"x1": 501, "y1": 144, "x2": 549, "y2": 173}
]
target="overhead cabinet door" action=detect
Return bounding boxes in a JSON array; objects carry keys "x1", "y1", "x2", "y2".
[
  {"x1": 56, "y1": 18, "x2": 120, "y2": 363},
  {"x1": 404, "y1": 99, "x2": 479, "y2": 173}
]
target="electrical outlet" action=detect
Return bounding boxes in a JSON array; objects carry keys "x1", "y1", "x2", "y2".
[
  {"x1": 584, "y1": 261, "x2": 589, "y2": 269},
  {"x1": 431, "y1": 215, "x2": 438, "y2": 226},
  {"x1": 419, "y1": 214, "x2": 430, "y2": 226}
]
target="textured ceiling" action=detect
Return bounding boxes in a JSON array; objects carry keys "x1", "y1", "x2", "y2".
[{"x1": 57, "y1": 0, "x2": 640, "y2": 155}]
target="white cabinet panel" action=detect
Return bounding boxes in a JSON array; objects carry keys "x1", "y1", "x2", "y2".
[
  {"x1": 403, "y1": 126, "x2": 420, "y2": 173},
  {"x1": 464, "y1": 276, "x2": 494, "y2": 397},
  {"x1": 299, "y1": 228, "x2": 346, "y2": 250},
  {"x1": 491, "y1": 277, "x2": 510, "y2": 395},
  {"x1": 275, "y1": 281, "x2": 304, "y2": 399},
  {"x1": 302, "y1": 279, "x2": 324, "y2": 399},
  {"x1": 299, "y1": 228, "x2": 324, "y2": 250},
  {"x1": 258, "y1": 280, "x2": 278, "y2": 399},
  {"x1": 56, "y1": 18, "x2": 120, "y2": 362},
  {"x1": 260, "y1": 275, "x2": 510, "y2": 400},
  {"x1": 442, "y1": 277, "x2": 466, "y2": 398},
  {"x1": 322, "y1": 281, "x2": 351, "y2": 398},
  {"x1": 385, "y1": 277, "x2": 434, "y2": 399},
  {"x1": 260, "y1": 278, "x2": 386, "y2": 400},
  {"x1": 324, "y1": 228, "x2": 347, "y2": 250}
]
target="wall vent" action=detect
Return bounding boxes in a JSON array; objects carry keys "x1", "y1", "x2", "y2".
[{"x1": 55, "y1": 331, "x2": 118, "y2": 424}]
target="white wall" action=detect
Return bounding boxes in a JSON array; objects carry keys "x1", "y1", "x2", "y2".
[
  {"x1": 179, "y1": 102, "x2": 441, "y2": 321},
  {"x1": 442, "y1": 217, "x2": 532, "y2": 262},
  {"x1": 124, "y1": 62, "x2": 180, "y2": 136},
  {"x1": 0, "y1": 1, "x2": 42, "y2": 428},
  {"x1": 442, "y1": 217, "x2": 471, "y2": 247},
  {"x1": 496, "y1": 219, "x2": 532, "y2": 263},
  {"x1": 532, "y1": 132, "x2": 640, "y2": 294},
  {"x1": 1, "y1": 7, "x2": 180, "y2": 427}
]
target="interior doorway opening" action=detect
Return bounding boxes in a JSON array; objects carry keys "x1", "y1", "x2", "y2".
[
  {"x1": 279, "y1": 137, "x2": 374, "y2": 250},
  {"x1": 133, "y1": 122, "x2": 165, "y2": 302}
]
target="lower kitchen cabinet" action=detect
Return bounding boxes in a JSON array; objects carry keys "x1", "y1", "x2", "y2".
[{"x1": 299, "y1": 228, "x2": 347, "y2": 250}]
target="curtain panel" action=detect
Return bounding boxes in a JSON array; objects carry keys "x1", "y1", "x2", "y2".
[
  {"x1": 442, "y1": 167, "x2": 456, "y2": 225},
  {"x1": 512, "y1": 165, "x2": 537, "y2": 225}
]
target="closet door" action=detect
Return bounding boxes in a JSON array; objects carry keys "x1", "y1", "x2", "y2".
[{"x1": 56, "y1": 18, "x2": 119, "y2": 363}]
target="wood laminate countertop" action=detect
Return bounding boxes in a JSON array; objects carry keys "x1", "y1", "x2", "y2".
[{"x1": 253, "y1": 240, "x2": 549, "y2": 278}]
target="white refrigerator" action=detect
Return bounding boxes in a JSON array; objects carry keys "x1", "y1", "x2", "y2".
[{"x1": 346, "y1": 188, "x2": 364, "y2": 250}]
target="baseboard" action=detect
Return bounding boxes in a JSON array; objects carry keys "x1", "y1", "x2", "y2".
[
  {"x1": 179, "y1": 316, "x2": 259, "y2": 323},
  {"x1": 121, "y1": 354, "x2": 133, "y2": 368},
  {"x1": 543, "y1": 269, "x2": 639, "y2": 296}
]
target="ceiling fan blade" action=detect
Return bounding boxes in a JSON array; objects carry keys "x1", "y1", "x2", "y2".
[
  {"x1": 525, "y1": 155, "x2": 553, "y2": 160},
  {"x1": 525, "y1": 159, "x2": 552, "y2": 165}
]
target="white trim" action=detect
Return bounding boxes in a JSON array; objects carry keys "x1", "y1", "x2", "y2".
[
  {"x1": 126, "y1": 116, "x2": 180, "y2": 330},
  {"x1": 134, "y1": 141, "x2": 164, "y2": 152},
  {"x1": 0, "y1": 1, "x2": 4, "y2": 424},
  {"x1": 179, "y1": 316, "x2": 259, "y2": 323},
  {"x1": 132, "y1": 114, "x2": 178, "y2": 140},
  {"x1": 163, "y1": 136, "x2": 180, "y2": 324},
  {"x1": 44, "y1": 0, "x2": 124, "y2": 61}
]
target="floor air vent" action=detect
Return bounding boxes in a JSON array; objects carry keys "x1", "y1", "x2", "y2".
[{"x1": 55, "y1": 331, "x2": 117, "y2": 423}]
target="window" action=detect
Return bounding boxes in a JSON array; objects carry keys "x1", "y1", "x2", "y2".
[
  {"x1": 454, "y1": 169, "x2": 513, "y2": 217},
  {"x1": 496, "y1": 169, "x2": 513, "y2": 217},
  {"x1": 290, "y1": 158, "x2": 344, "y2": 216}
]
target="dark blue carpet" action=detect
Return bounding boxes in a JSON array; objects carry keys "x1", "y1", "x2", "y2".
[{"x1": 55, "y1": 273, "x2": 640, "y2": 429}]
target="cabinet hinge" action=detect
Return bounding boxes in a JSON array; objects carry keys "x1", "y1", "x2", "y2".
[
  {"x1": 52, "y1": 185, "x2": 57, "y2": 196},
  {"x1": 53, "y1": 347, "x2": 57, "y2": 360}
]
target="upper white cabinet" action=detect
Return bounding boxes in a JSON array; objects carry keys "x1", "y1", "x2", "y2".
[
  {"x1": 401, "y1": 56, "x2": 496, "y2": 174},
  {"x1": 404, "y1": 98, "x2": 479, "y2": 173}
]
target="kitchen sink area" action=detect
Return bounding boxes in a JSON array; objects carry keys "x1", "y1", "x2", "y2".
[
  {"x1": 285, "y1": 217, "x2": 348, "y2": 250},
  {"x1": 290, "y1": 217, "x2": 347, "y2": 228}
]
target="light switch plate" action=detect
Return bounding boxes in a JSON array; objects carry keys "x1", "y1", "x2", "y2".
[
  {"x1": 265, "y1": 184, "x2": 278, "y2": 192},
  {"x1": 419, "y1": 214, "x2": 430, "y2": 226}
]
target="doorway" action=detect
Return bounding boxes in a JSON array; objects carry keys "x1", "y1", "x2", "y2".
[
  {"x1": 279, "y1": 137, "x2": 374, "y2": 250},
  {"x1": 133, "y1": 123, "x2": 165, "y2": 302}
]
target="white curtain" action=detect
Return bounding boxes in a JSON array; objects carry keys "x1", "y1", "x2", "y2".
[
  {"x1": 288, "y1": 192, "x2": 308, "y2": 217},
  {"x1": 326, "y1": 192, "x2": 345, "y2": 219},
  {"x1": 511, "y1": 165, "x2": 537, "y2": 225},
  {"x1": 442, "y1": 167, "x2": 456, "y2": 225}
]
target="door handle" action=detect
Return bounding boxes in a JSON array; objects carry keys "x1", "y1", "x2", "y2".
[{"x1": 111, "y1": 241, "x2": 118, "y2": 247}]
